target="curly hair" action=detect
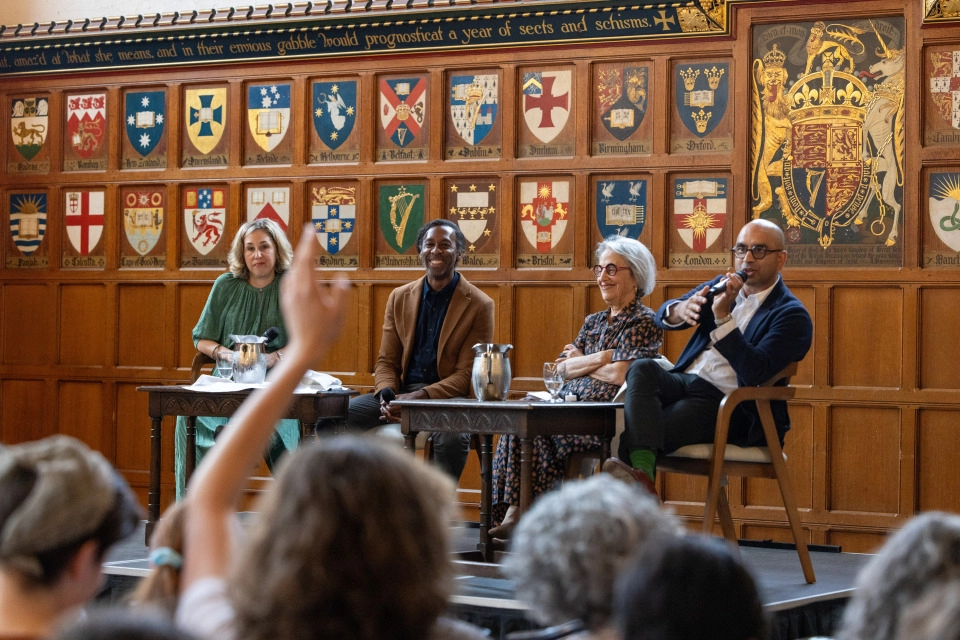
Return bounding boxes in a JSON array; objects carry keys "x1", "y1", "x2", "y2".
[
  {"x1": 502, "y1": 475, "x2": 681, "y2": 629},
  {"x1": 229, "y1": 435, "x2": 456, "y2": 640},
  {"x1": 839, "y1": 511, "x2": 960, "y2": 640},
  {"x1": 227, "y1": 218, "x2": 294, "y2": 281},
  {"x1": 595, "y1": 236, "x2": 657, "y2": 297}
]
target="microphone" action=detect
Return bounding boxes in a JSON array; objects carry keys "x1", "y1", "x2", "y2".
[
  {"x1": 379, "y1": 388, "x2": 396, "y2": 404},
  {"x1": 261, "y1": 326, "x2": 279, "y2": 343},
  {"x1": 705, "y1": 271, "x2": 748, "y2": 301}
]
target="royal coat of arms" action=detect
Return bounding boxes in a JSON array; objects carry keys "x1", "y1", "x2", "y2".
[
  {"x1": 9, "y1": 193, "x2": 46, "y2": 255},
  {"x1": 313, "y1": 81, "x2": 357, "y2": 150},
  {"x1": 675, "y1": 63, "x2": 728, "y2": 138},
  {"x1": 674, "y1": 179, "x2": 727, "y2": 252},
  {"x1": 929, "y1": 51, "x2": 960, "y2": 130},
  {"x1": 380, "y1": 77, "x2": 427, "y2": 148},
  {"x1": 929, "y1": 173, "x2": 960, "y2": 253},
  {"x1": 184, "y1": 187, "x2": 226, "y2": 255},
  {"x1": 11, "y1": 97, "x2": 48, "y2": 161},
  {"x1": 597, "y1": 67, "x2": 647, "y2": 141},
  {"x1": 247, "y1": 83, "x2": 291, "y2": 152},
  {"x1": 186, "y1": 88, "x2": 226, "y2": 155},
  {"x1": 123, "y1": 189, "x2": 164, "y2": 256},
  {"x1": 520, "y1": 181, "x2": 569, "y2": 252},
  {"x1": 247, "y1": 187, "x2": 290, "y2": 231},
  {"x1": 450, "y1": 74, "x2": 498, "y2": 146},
  {"x1": 522, "y1": 71, "x2": 571, "y2": 144},
  {"x1": 125, "y1": 91, "x2": 165, "y2": 157},
  {"x1": 64, "y1": 191, "x2": 105, "y2": 255},
  {"x1": 595, "y1": 180, "x2": 646, "y2": 240},
  {"x1": 378, "y1": 185, "x2": 424, "y2": 253},
  {"x1": 67, "y1": 93, "x2": 106, "y2": 158},
  {"x1": 312, "y1": 186, "x2": 356, "y2": 255}
]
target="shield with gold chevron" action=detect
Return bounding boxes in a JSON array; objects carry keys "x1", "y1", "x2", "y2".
[
  {"x1": 186, "y1": 88, "x2": 226, "y2": 155},
  {"x1": 378, "y1": 184, "x2": 424, "y2": 253},
  {"x1": 673, "y1": 179, "x2": 727, "y2": 252},
  {"x1": 247, "y1": 83, "x2": 291, "y2": 152},
  {"x1": 675, "y1": 63, "x2": 728, "y2": 138},
  {"x1": 11, "y1": 97, "x2": 49, "y2": 161},
  {"x1": 122, "y1": 188, "x2": 164, "y2": 256},
  {"x1": 9, "y1": 192, "x2": 46, "y2": 255},
  {"x1": 520, "y1": 180, "x2": 569, "y2": 252},
  {"x1": 247, "y1": 187, "x2": 290, "y2": 232},
  {"x1": 522, "y1": 71, "x2": 571, "y2": 144}
]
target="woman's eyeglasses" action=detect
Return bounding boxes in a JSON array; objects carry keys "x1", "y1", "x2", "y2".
[
  {"x1": 593, "y1": 263, "x2": 631, "y2": 278},
  {"x1": 731, "y1": 245, "x2": 784, "y2": 259}
]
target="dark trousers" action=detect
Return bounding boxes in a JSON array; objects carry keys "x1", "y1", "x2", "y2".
[
  {"x1": 347, "y1": 385, "x2": 471, "y2": 481},
  {"x1": 618, "y1": 358, "x2": 725, "y2": 460}
]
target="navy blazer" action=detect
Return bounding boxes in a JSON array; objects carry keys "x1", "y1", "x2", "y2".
[{"x1": 655, "y1": 276, "x2": 813, "y2": 446}]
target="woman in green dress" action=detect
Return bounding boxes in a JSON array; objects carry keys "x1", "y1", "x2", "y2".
[{"x1": 174, "y1": 219, "x2": 298, "y2": 499}]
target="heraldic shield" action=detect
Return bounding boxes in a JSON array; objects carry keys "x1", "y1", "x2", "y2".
[
  {"x1": 379, "y1": 185, "x2": 424, "y2": 253},
  {"x1": 598, "y1": 67, "x2": 647, "y2": 141},
  {"x1": 247, "y1": 188, "x2": 290, "y2": 232},
  {"x1": 930, "y1": 173, "x2": 960, "y2": 253},
  {"x1": 65, "y1": 191, "x2": 104, "y2": 255},
  {"x1": 520, "y1": 181, "x2": 569, "y2": 253},
  {"x1": 126, "y1": 91, "x2": 165, "y2": 157},
  {"x1": 186, "y1": 88, "x2": 226, "y2": 155},
  {"x1": 675, "y1": 63, "x2": 728, "y2": 138},
  {"x1": 595, "y1": 180, "x2": 646, "y2": 240},
  {"x1": 9, "y1": 193, "x2": 46, "y2": 255},
  {"x1": 67, "y1": 94, "x2": 106, "y2": 158},
  {"x1": 380, "y1": 77, "x2": 426, "y2": 149},
  {"x1": 674, "y1": 179, "x2": 727, "y2": 252},
  {"x1": 522, "y1": 71, "x2": 571, "y2": 144},
  {"x1": 312, "y1": 185, "x2": 357, "y2": 255},
  {"x1": 11, "y1": 97, "x2": 49, "y2": 161},
  {"x1": 450, "y1": 74, "x2": 498, "y2": 146},
  {"x1": 313, "y1": 81, "x2": 357, "y2": 150},
  {"x1": 247, "y1": 83, "x2": 291, "y2": 152},
  {"x1": 929, "y1": 51, "x2": 960, "y2": 130},
  {"x1": 184, "y1": 187, "x2": 226, "y2": 256},
  {"x1": 123, "y1": 190, "x2": 164, "y2": 256}
]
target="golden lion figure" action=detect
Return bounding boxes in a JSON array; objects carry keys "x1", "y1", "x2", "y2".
[{"x1": 751, "y1": 45, "x2": 796, "y2": 225}]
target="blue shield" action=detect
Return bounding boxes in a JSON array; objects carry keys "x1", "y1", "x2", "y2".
[
  {"x1": 675, "y1": 63, "x2": 728, "y2": 138},
  {"x1": 595, "y1": 180, "x2": 646, "y2": 239},
  {"x1": 450, "y1": 74, "x2": 498, "y2": 146},
  {"x1": 313, "y1": 204, "x2": 355, "y2": 255},
  {"x1": 9, "y1": 192, "x2": 47, "y2": 255},
  {"x1": 598, "y1": 67, "x2": 647, "y2": 141},
  {"x1": 313, "y1": 81, "x2": 357, "y2": 150},
  {"x1": 125, "y1": 90, "x2": 165, "y2": 157}
]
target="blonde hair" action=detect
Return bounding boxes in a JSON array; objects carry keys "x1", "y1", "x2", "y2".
[{"x1": 227, "y1": 219, "x2": 293, "y2": 280}]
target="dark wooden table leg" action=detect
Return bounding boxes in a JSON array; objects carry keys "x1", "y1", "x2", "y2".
[
  {"x1": 403, "y1": 431, "x2": 418, "y2": 453},
  {"x1": 478, "y1": 433, "x2": 493, "y2": 562},
  {"x1": 185, "y1": 416, "x2": 197, "y2": 486},
  {"x1": 520, "y1": 436, "x2": 533, "y2": 514},
  {"x1": 146, "y1": 415, "x2": 162, "y2": 545}
]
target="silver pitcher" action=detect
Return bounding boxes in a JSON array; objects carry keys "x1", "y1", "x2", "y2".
[
  {"x1": 471, "y1": 343, "x2": 513, "y2": 401},
  {"x1": 230, "y1": 334, "x2": 268, "y2": 384}
]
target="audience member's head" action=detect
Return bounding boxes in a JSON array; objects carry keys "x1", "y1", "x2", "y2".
[
  {"x1": 894, "y1": 581, "x2": 960, "y2": 640},
  {"x1": 228, "y1": 435, "x2": 456, "y2": 640},
  {"x1": 615, "y1": 535, "x2": 766, "y2": 640},
  {"x1": 51, "y1": 606, "x2": 198, "y2": 640},
  {"x1": 0, "y1": 435, "x2": 142, "y2": 636},
  {"x1": 839, "y1": 511, "x2": 960, "y2": 640},
  {"x1": 128, "y1": 501, "x2": 187, "y2": 617},
  {"x1": 503, "y1": 475, "x2": 681, "y2": 632}
]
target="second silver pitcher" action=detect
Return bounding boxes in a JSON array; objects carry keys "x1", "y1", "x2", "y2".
[{"x1": 471, "y1": 343, "x2": 513, "y2": 401}]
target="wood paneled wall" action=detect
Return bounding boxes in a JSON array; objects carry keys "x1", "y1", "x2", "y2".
[{"x1": 1, "y1": 0, "x2": 958, "y2": 553}]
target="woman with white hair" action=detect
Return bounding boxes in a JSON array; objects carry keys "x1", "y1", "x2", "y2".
[
  {"x1": 491, "y1": 236, "x2": 662, "y2": 536},
  {"x1": 503, "y1": 474, "x2": 680, "y2": 639}
]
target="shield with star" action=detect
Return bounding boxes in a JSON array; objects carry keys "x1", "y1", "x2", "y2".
[
  {"x1": 519, "y1": 180, "x2": 569, "y2": 252},
  {"x1": 122, "y1": 188, "x2": 165, "y2": 256},
  {"x1": 10, "y1": 97, "x2": 49, "y2": 162},
  {"x1": 125, "y1": 90, "x2": 165, "y2": 157},
  {"x1": 184, "y1": 187, "x2": 227, "y2": 256},
  {"x1": 380, "y1": 76, "x2": 427, "y2": 149},
  {"x1": 673, "y1": 178, "x2": 727, "y2": 252},
  {"x1": 522, "y1": 70, "x2": 571, "y2": 144},
  {"x1": 929, "y1": 172, "x2": 960, "y2": 253},
  {"x1": 313, "y1": 81, "x2": 357, "y2": 151},
  {"x1": 445, "y1": 179, "x2": 500, "y2": 267},
  {"x1": 312, "y1": 185, "x2": 356, "y2": 255},
  {"x1": 247, "y1": 83, "x2": 291, "y2": 152},
  {"x1": 595, "y1": 180, "x2": 646, "y2": 240},
  {"x1": 185, "y1": 87, "x2": 227, "y2": 155},
  {"x1": 246, "y1": 186, "x2": 290, "y2": 232},
  {"x1": 9, "y1": 192, "x2": 46, "y2": 255}
]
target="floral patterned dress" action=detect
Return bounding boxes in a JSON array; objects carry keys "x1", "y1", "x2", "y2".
[{"x1": 491, "y1": 297, "x2": 662, "y2": 523}]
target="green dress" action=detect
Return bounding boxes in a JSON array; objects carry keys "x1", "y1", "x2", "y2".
[{"x1": 174, "y1": 272, "x2": 300, "y2": 500}]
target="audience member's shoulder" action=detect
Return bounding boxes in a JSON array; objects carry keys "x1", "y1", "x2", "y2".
[{"x1": 428, "y1": 617, "x2": 491, "y2": 640}]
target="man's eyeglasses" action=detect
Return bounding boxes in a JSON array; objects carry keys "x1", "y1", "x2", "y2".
[
  {"x1": 731, "y1": 245, "x2": 784, "y2": 259},
  {"x1": 593, "y1": 263, "x2": 631, "y2": 278}
]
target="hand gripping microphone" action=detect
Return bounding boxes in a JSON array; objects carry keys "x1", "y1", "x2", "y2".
[
  {"x1": 261, "y1": 326, "x2": 280, "y2": 343},
  {"x1": 704, "y1": 271, "x2": 748, "y2": 302}
]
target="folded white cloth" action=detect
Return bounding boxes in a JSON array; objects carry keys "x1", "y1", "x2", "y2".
[{"x1": 299, "y1": 370, "x2": 343, "y2": 391}]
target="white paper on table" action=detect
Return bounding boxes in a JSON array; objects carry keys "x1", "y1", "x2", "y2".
[
  {"x1": 184, "y1": 372, "x2": 345, "y2": 395},
  {"x1": 525, "y1": 391, "x2": 552, "y2": 401},
  {"x1": 299, "y1": 370, "x2": 343, "y2": 391}
]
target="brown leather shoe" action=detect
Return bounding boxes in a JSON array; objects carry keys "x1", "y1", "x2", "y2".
[{"x1": 602, "y1": 457, "x2": 659, "y2": 501}]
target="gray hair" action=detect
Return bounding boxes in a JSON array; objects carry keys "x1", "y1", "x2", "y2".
[
  {"x1": 839, "y1": 512, "x2": 960, "y2": 640},
  {"x1": 595, "y1": 236, "x2": 657, "y2": 296},
  {"x1": 895, "y1": 582, "x2": 960, "y2": 640},
  {"x1": 503, "y1": 475, "x2": 681, "y2": 629}
]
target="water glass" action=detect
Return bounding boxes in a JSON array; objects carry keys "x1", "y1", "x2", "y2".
[
  {"x1": 216, "y1": 349, "x2": 234, "y2": 380},
  {"x1": 543, "y1": 362, "x2": 565, "y2": 403}
]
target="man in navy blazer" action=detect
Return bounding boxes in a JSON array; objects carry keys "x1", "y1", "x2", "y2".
[{"x1": 604, "y1": 220, "x2": 813, "y2": 494}]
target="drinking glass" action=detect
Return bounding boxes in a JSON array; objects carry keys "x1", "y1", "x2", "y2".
[
  {"x1": 543, "y1": 362, "x2": 565, "y2": 403},
  {"x1": 216, "y1": 350, "x2": 234, "y2": 380}
]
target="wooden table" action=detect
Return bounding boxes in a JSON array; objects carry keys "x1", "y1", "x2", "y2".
[
  {"x1": 138, "y1": 384, "x2": 354, "y2": 543},
  {"x1": 394, "y1": 398, "x2": 621, "y2": 561}
]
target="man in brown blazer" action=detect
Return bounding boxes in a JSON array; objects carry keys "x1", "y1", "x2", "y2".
[{"x1": 347, "y1": 219, "x2": 495, "y2": 479}]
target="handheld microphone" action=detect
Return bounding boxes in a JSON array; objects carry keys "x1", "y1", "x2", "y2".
[
  {"x1": 705, "y1": 271, "x2": 748, "y2": 301},
  {"x1": 261, "y1": 326, "x2": 280, "y2": 343},
  {"x1": 379, "y1": 388, "x2": 396, "y2": 404}
]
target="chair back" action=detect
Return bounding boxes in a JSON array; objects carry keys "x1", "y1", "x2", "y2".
[{"x1": 190, "y1": 351, "x2": 215, "y2": 382}]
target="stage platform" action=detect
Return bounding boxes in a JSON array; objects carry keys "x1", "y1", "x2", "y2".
[{"x1": 101, "y1": 520, "x2": 869, "y2": 640}]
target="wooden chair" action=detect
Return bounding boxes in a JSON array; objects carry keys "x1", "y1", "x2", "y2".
[
  {"x1": 191, "y1": 351, "x2": 214, "y2": 382},
  {"x1": 656, "y1": 362, "x2": 815, "y2": 584}
]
